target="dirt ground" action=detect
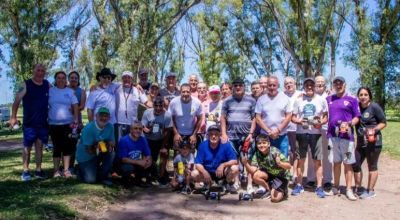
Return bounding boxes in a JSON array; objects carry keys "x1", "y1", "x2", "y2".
[{"x1": 2, "y1": 140, "x2": 400, "y2": 220}]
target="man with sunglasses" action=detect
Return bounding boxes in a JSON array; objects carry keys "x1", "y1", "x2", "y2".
[
  {"x1": 142, "y1": 97, "x2": 173, "y2": 185},
  {"x1": 117, "y1": 120, "x2": 152, "y2": 187}
]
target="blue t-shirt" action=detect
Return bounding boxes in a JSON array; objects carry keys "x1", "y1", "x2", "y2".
[
  {"x1": 75, "y1": 121, "x2": 115, "y2": 163},
  {"x1": 195, "y1": 140, "x2": 237, "y2": 173},
  {"x1": 117, "y1": 135, "x2": 151, "y2": 160}
]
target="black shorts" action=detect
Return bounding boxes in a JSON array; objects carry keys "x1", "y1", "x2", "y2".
[
  {"x1": 296, "y1": 133, "x2": 322, "y2": 160},
  {"x1": 353, "y1": 144, "x2": 382, "y2": 172},
  {"x1": 49, "y1": 124, "x2": 74, "y2": 157},
  {"x1": 268, "y1": 174, "x2": 288, "y2": 195}
]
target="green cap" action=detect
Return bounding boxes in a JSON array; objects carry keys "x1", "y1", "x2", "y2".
[{"x1": 97, "y1": 107, "x2": 110, "y2": 115}]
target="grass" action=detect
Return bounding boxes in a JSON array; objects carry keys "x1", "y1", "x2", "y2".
[
  {"x1": 381, "y1": 121, "x2": 400, "y2": 159},
  {"x1": 0, "y1": 150, "x2": 122, "y2": 219}
]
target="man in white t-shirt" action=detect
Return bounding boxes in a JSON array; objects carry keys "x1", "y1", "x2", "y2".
[
  {"x1": 168, "y1": 83, "x2": 203, "y2": 148},
  {"x1": 283, "y1": 76, "x2": 302, "y2": 181},
  {"x1": 291, "y1": 77, "x2": 328, "y2": 198},
  {"x1": 115, "y1": 71, "x2": 149, "y2": 141},
  {"x1": 255, "y1": 75, "x2": 292, "y2": 157}
]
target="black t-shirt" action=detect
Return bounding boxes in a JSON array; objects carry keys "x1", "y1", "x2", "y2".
[{"x1": 356, "y1": 102, "x2": 386, "y2": 146}]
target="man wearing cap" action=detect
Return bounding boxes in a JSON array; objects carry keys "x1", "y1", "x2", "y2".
[
  {"x1": 115, "y1": 71, "x2": 149, "y2": 141},
  {"x1": 204, "y1": 85, "x2": 223, "y2": 132},
  {"x1": 255, "y1": 75, "x2": 292, "y2": 158},
  {"x1": 86, "y1": 68, "x2": 119, "y2": 124},
  {"x1": 192, "y1": 125, "x2": 240, "y2": 192},
  {"x1": 168, "y1": 83, "x2": 203, "y2": 147},
  {"x1": 326, "y1": 76, "x2": 360, "y2": 200},
  {"x1": 188, "y1": 74, "x2": 199, "y2": 98},
  {"x1": 138, "y1": 68, "x2": 152, "y2": 94},
  {"x1": 220, "y1": 78, "x2": 256, "y2": 151},
  {"x1": 160, "y1": 72, "x2": 180, "y2": 107},
  {"x1": 76, "y1": 107, "x2": 115, "y2": 185},
  {"x1": 283, "y1": 76, "x2": 302, "y2": 184},
  {"x1": 291, "y1": 77, "x2": 328, "y2": 198},
  {"x1": 146, "y1": 82, "x2": 161, "y2": 108},
  {"x1": 141, "y1": 96, "x2": 173, "y2": 185}
]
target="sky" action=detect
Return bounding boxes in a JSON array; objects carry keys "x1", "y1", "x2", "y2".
[{"x1": 0, "y1": 2, "x2": 365, "y2": 105}]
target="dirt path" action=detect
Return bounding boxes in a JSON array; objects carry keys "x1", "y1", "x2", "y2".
[{"x1": 104, "y1": 154, "x2": 400, "y2": 220}]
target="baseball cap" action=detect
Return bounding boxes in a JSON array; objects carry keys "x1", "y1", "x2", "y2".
[
  {"x1": 179, "y1": 139, "x2": 191, "y2": 149},
  {"x1": 165, "y1": 72, "x2": 176, "y2": 78},
  {"x1": 333, "y1": 76, "x2": 346, "y2": 83},
  {"x1": 303, "y1": 77, "x2": 315, "y2": 84},
  {"x1": 208, "y1": 85, "x2": 220, "y2": 94},
  {"x1": 97, "y1": 107, "x2": 110, "y2": 115},
  {"x1": 122, "y1": 71, "x2": 133, "y2": 78},
  {"x1": 207, "y1": 125, "x2": 221, "y2": 133},
  {"x1": 138, "y1": 68, "x2": 149, "y2": 75},
  {"x1": 232, "y1": 78, "x2": 244, "y2": 85},
  {"x1": 150, "y1": 82, "x2": 160, "y2": 88}
]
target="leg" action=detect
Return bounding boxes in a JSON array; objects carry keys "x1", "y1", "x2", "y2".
[
  {"x1": 295, "y1": 133, "x2": 308, "y2": 185},
  {"x1": 225, "y1": 165, "x2": 240, "y2": 183},
  {"x1": 78, "y1": 158, "x2": 97, "y2": 183},
  {"x1": 270, "y1": 189, "x2": 285, "y2": 203},
  {"x1": 22, "y1": 147, "x2": 32, "y2": 171},
  {"x1": 353, "y1": 146, "x2": 366, "y2": 188},
  {"x1": 366, "y1": 147, "x2": 381, "y2": 191},
  {"x1": 287, "y1": 132, "x2": 298, "y2": 179},
  {"x1": 333, "y1": 162, "x2": 341, "y2": 188},
  {"x1": 321, "y1": 130, "x2": 332, "y2": 184},
  {"x1": 98, "y1": 152, "x2": 115, "y2": 181},
  {"x1": 34, "y1": 139, "x2": 43, "y2": 171},
  {"x1": 296, "y1": 159, "x2": 306, "y2": 185},
  {"x1": 314, "y1": 160, "x2": 323, "y2": 187},
  {"x1": 251, "y1": 170, "x2": 271, "y2": 191}
]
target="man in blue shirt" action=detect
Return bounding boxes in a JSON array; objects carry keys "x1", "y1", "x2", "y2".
[
  {"x1": 118, "y1": 120, "x2": 152, "y2": 187},
  {"x1": 192, "y1": 125, "x2": 239, "y2": 192},
  {"x1": 76, "y1": 107, "x2": 115, "y2": 185}
]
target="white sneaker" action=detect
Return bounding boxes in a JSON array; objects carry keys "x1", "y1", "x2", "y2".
[
  {"x1": 247, "y1": 186, "x2": 255, "y2": 194},
  {"x1": 256, "y1": 186, "x2": 267, "y2": 194},
  {"x1": 228, "y1": 183, "x2": 240, "y2": 193},
  {"x1": 346, "y1": 189, "x2": 358, "y2": 201}
]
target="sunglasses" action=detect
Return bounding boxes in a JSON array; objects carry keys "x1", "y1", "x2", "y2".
[
  {"x1": 132, "y1": 127, "x2": 143, "y2": 130},
  {"x1": 101, "y1": 76, "x2": 112, "y2": 80}
]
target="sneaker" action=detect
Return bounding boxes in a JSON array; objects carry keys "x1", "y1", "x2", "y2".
[
  {"x1": 102, "y1": 179, "x2": 113, "y2": 186},
  {"x1": 63, "y1": 170, "x2": 73, "y2": 178},
  {"x1": 346, "y1": 189, "x2": 357, "y2": 201},
  {"x1": 291, "y1": 184, "x2": 304, "y2": 196},
  {"x1": 151, "y1": 179, "x2": 160, "y2": 186},
  {"x1": 228, "y1": 183, "x2": 240, "y2": 193},
  {"x1": 316, "y1": 187, "x2": 326, "y2": 198},
  {"x1": 360, "y1": 190, "x2": 376, "y2": 199},
  {"x1": 323, "y1": 182, "x2": 333, "y2": 191},
  {"x1": 255, "y1": 186, "x2": 267, "y2": 195},
  {"x1": 35, "y1": 170, "x2": 47, "y2": 179},
  {"x1": 355, "y1": 187, "x2": 365, "y2": 196},
  {"x1": 181, "y1": 185, "x2": 192, "y2": 195},
  {"x1": 305, "y1": 181, "x2": 316, "y2": 189},
  {"x1": 21, "y1": 171, "x2": 32, "y2": 181},
  {"x1": 331, "y1": 186, "x2": 340, "y2": 195},
  {"x1": 53, "y1": 171, "x2": 63, "y2": 178}
]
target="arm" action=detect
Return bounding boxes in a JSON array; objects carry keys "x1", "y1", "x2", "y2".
[
  {"x1": 195, "y1": 163, "x2": 211, "y2": 183},
  {"x1": 277, "y1": 112, "x2": 292, "y2": 134},
  {"x1": 275, "y1": 154, "x2": 291, "y2": 170},
  {"x1": 291, "y1": 113, "x2": 303, "y2": 125},
  {"x1": 121, "y1": 156, "x2": 152, "y2": 168},
  {"x1": 256, "y1": 113, "x2": 271, "y2": 133},
  {"x1": 190, "y1": 114, "x2": 203, "y2": 144},
  {"x1": 79, "y1": 89, "x2": 87, "y2": 111},
  {"x1": 220, "y1": 113, "x2": 229, "y2": 143},
  {"x1": 72, "y1": 103, "x2": 79, "y2": 124},
  {"x1": 87, "y1": 109, "x2": 94, "y2": 122},
  {"x1": 10, "y1": 83, "x2": 26, "y2": 127}
]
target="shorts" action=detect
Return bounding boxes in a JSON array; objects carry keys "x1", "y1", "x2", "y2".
[
  {"x1": 352, "y1": 144, "x2": 382, "y2": 172},
  {"x1": 328, "y1": 137, "x2": 355, "y2": 164},
  {"x1": 23, "y1": 126, "x2": 49, "y2": 147},
  {"x1": 49, "y1": 124, "x2": 75, "y2": 157},
  {"x1": 268, "y1": 174, "x2": 288, "y2": 194},
  {"x1": 296, "y1": 133, "x2": 322, "y2": 160},
  {"x1": 270, "y1": 134, "x2": 289, "y2": 158}
]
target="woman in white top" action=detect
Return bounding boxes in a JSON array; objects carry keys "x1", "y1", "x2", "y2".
[{"x1": 48, "y1": 71, "x2": 79, "y2": 178}]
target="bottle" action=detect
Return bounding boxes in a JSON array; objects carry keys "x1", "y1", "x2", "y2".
[
  {"x1": 98, "y1": 141, "x2": 107, "y2": 153},
  {"x1": 177, "y1": 162, "x2": 184, "y2": 175}
]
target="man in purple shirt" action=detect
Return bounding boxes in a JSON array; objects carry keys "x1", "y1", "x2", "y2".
[{"x1": 326, "y1": 76, "x2": 360, "y2": 201}]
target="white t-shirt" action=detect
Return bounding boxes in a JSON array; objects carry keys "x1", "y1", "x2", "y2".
[
  {"x1": 86, "y1": 83, "x2": 119, "y2": 124},
  {"x1": 204, "y1": 100, "x2": 222, "y2": 131},
  {"x1": 255, "y1": 92, "x2": 292, "y2": 135},
  {"x1": 168, "y1": 97, "x2": 202, "y2": 136},
  {"x1": 284, "y1": 90, "x2": 302, "y2": 132},
  {"x1": 48, "y1": 87, "x2": 78, "y2": 125},
  {"x1": 292, "y1": 94, "x2": 328, "y2": 134},
  {"x1": 317, "y1": 92, "x2": 329, "y2": 130},
  {"x1": 116, "y1": 86, "x2": 147, "y2": 125}
]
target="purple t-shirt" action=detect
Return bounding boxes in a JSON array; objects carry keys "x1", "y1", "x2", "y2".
[{"x1": 326, "y1": 94, "x2": 361, "y2": 140}]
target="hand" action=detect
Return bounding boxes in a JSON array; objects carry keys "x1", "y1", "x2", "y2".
[
  {"x1": 189, "y1": 134, "x2": 197, "y2": 145},
  {"x1": 136, "y1": 84, "x2": 144, "y2": 93},
  {"x1": 245, "y1": 134, "x2": 253, "y2": 142},
  {"x1": 107, "y1": 141, "x2": 114, "y2": 152},
  {"x1": 144, "y1": 158, "x2": 152, "y2": 169},
  {"x1": 221, "y1": 133, "x2": 229, "y2": 143},
  {"x1": 9, "y1": 117, "x2": 17, "y2": 128},
  {"x1": 202, "y1": 171, "x2": 212, "y2": 184},
  {"x1": 241, "y1": 155, "x2": 248, "y2": 165},
  {"x1": 275, "y1": 153, "x2": 281, "y2": 166},
  {"x1": 86, "y1": 145, "x2": 97, "y2": 154},
  {"x1": 143, "y1": 126, "x2": 151, "y2": 133},
  {"x1": 215, "y1": 164, "x2": 225, "y2": 178},
  {"x1": 160, "y1": 148, "x2": 168, "y2": 156},
  {"x1": 136, "y1": 159, "x2": 147, "y2": 168},
  {"x1": 173, "y1": 133, "x2": 182, "y2": 146},
  {"x1": 269, "y1": 128, "x2": 280, "y2": 140}
]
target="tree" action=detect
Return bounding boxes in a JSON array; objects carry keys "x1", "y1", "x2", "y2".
[{"x1": 0, "y1": 0, "x2": 75, "y2": 85}]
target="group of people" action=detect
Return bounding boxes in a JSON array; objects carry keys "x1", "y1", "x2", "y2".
[{"x1": 10, "y1": 64, "x2": 386, "y2": 203}]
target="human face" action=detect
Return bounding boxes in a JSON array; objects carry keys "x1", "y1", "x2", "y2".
[
  {"x1": 68, "y1": 73, "x2": 79, "y2": 88},
  {"x1": 303, "y1": 81, "x2": 315, "y2": 97},
  {"x1": 166, "y1": 76, "x2": 176, "y2": 89},
  {"x1": 180, "y1": 86, "x2": 191, "y2": 103},
  {"x1": 358, "y1": 89, "x2": 371, "y2": 106},
  {"x1": 33, "y1": 64, "x2": 46, "y2": 80},
  {"x1": 55, "y1": 73, "x2": 67, "y2": 88},
  {"x1": 209, "y1": 92, "x2": 220, "y2": 102},
  {"x1": 189, "y1": 75, "x2": 198, "y2": 91},
  {"x1": 150, "y1": 86, "x2": 159, "y2": 96},
  {"x1": 333, "y1": 80, "x2": 345, "y2": 96},
  {"x1": 267, "y1": 78, "x2": 279, "y2": 97},
  {"x1": 221, "y1": 84, "x2": 232, "y2": 98},
  {"x1": 315, "y1": 76, "x2": 326, "y2": 94},
  {"x1": 130, "y1": 124, "x2": 143, "y2": 138},
  {"x1": 122, "y1": 75, "x2": 133, "y2": 87},
  {"x1": 284, "y1": 79, "x2": 296, "y2": 94},
  {"x1": 100, "y1": 75, "x2": 112, "y2": 86},
  {"x1": 257, "y1": 140, "x2": 270, "y2": 155},
  {"x1": 208, "y1": 130, "x2": 220, "y2": 146},
  {"x1": 153, "y1": 102, "x2": 164, "y2": 114},
  {"x1": 259, "y1": 76, "x2": 268, "y2": 91},
  {"x1": 180, "y1": 147, "x2": 190, "y2": 157},
  {"x1": 96, "y1": 113, "x2": 110, "y2": 128},
  {"x1": 233, "y1": 83, "x2": 245, "y2": 97},
  {"x1": 251, "y1": 84, "x2": 262, "y2": 98},
  {"x1": 139, "y1": 72, "x2": 148, "y2": 82},
  {"x1": 197, "y1": 83, "x2": 208, "y2": 99}
]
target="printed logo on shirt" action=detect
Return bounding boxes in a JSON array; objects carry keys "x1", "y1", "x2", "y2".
[
  {"x1": 363, "y1": 112, "x2": 370, "y2": 119},
  {"x1": 303, "y1": 103, "x2": 316, "y2": 117},
  {"x1": 128, "y1": 151, "x2": 142, "y2": 160},
  {"x1": 343, "y1": 100, "x2": 349, "y2": 106}
]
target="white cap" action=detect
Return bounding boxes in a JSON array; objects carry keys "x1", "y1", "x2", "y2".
[
  {"x1": 122, "y1": 71, "x2": 133, "y2": 78},
  {"x1": 208, "y1": 85, "x2": 220, "y2": 93}
]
